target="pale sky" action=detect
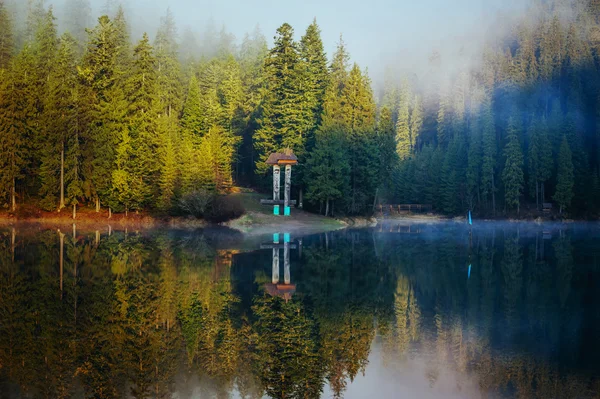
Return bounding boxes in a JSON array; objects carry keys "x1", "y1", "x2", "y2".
[{"x1": 51, "y1": 0, "x2": 532, "y2": 84}]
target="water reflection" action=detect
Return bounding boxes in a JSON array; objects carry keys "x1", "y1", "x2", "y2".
[{"x1": 0, "y1": 223, "x2": 599, "y2": 398}]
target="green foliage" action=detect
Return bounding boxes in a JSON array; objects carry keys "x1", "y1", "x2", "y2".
[
  {"x1": 305, "y1": 127, "x2": 351, "y2": 215},
  {"x1": 502, "y1": 118, "x2": 525, "y2": 212},
  {"x1": 553, "y1": 136, "x2": 574, "y2": 213}
]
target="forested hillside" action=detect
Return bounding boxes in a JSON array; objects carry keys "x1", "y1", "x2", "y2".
[{"x1": 1, "y1": 0, "x2": 600, "y2": 217}]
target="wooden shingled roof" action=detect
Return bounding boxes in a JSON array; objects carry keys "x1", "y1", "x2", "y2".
[{"x1": 266, "y1": 149, "x2": 298, "y2": 165}]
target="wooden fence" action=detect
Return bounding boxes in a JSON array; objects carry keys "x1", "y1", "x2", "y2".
[{"x1": 378, "y1": 204, "x2": 433, "y2": 215}]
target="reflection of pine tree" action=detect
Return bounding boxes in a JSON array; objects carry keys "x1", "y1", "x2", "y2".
[
  {"x1": 251, "y1": 294, "x2": 323, "y2": 399},
  {"x1": 501, "y1": 233, "x2": 523, "y2": 333},
  {"x1": 553, "y1": 232, "x2": 573, "y2": 308}
]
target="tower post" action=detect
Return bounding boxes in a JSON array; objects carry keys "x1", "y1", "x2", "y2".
[
  {"x1": 284, "y1": 164, "x2": 292, "y2": 216},
  {"x1": 273, "y1": 165, "x2": 281, "y2": 215}
]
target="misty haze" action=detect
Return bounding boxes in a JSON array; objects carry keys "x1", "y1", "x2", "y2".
[{"x1": 1, "y1": 0, "x2": 600, "y2": 398}]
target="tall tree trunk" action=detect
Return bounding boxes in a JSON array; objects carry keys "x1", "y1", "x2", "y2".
[
  {"x1": 536, "y1": 181, "x2": 539, "y2": 211},
  {"x1": 60, "y1": 143, "x2": 65, "y2": 211},
  {"x1": 11, "y1": 177, "x2": 16, "y2": 212},
  {"x1": 11, "y1": 227, "x2": 15, "y2": 263},
  {"x1": 325, "y1": 198, "x2": 330, "y2": 217},
  {"x1": 96, "y1": 197, "x2": 100, "y2": 213},
  {"x1": 491, "y1": 173, "x2": 496, "y2": 216},
  {"x1": 108, "y1": 207, "x2": 112, "y2": 219},
  {"x1": 72, "y1": 204, "x2": 76, "y2": 220},
  {"x1": 299, "y1": 188, "x2": 303, "y2": 209},
  {"x1": 58, "y1": 229, "x2": 64, "y2": 299}
]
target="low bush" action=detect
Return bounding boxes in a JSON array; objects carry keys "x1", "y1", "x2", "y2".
[{"x1": 178, "y1": 190, "x2": 245, "y2": 223}]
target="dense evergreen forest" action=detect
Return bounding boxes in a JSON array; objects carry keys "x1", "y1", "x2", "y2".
[{"x1": 2, "y1": 0, "x2": 600, "y2": 217}]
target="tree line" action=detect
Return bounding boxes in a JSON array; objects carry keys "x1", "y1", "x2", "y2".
[{"x1": 2, "y1": 0, "x2": 600, "y2": 217}]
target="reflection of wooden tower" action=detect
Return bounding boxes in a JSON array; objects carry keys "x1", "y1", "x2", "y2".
[
  {"x1": 260, "y1": 150, "x2": 298, "y2": 216},
  {"x1": 261, "y1": 233, "x2": 297, "y2": 301}
]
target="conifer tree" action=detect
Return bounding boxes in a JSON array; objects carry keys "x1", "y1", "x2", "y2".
[
  {"x1": 155, "y1": 8, "x2": 182, "y2": 117},
  {"x1": 396, "y1": 81, "x2": 411, "y2": 160},
  {"x1": 0, "y1": 0, "x2": 14, "y2": 70},
  {"x1": 305, "y1": 127, "x2": 350, "y2": 216},
  {"x1": 481, "y1": 97, "x2": 497, "y2": 214},
  {"x1": 300, "y1": 19, "x2": 329, "y2": 140},
  {"x1": 124, "y1": 33, "x2": 159, "y2": 209},
  {"x1": 80, "y1": 15, "x2": 125, "y2": 211},
  {"x1": 553, "y1": 136, "x2": 574, "y2": 214},
  {"x1": 157, "y1": 114, "x2": 178, "y2": 210},
  {"x1": 255, "y1": 23, "x2": 310, "y2": 174},
  {"x1": 502, "y1": 118, "x2": 524, "y2": 213},
  {"x1": 321, "y1": 37, "x2": 349, "y2": 129},
  {"x1": 39, "y1": 33, "x2": 84, "y2": 212},
  {"x1": 410, "y1": 95, "x2": 423, "y2": 152},
  {"x1": 181, "y1": 75, "x2": 203, "y2": 136},
  {"x1": 466, "y1": 114, "x2": 482, "y2": 210},
  {"x1": 0, "y1": 46, "x2": 36, "y2": 211}
]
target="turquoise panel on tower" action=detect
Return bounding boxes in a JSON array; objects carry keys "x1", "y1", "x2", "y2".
[
  {"x1": 274, "y1": 205, "x2": 280, "y2": 215},
  {"x1": 273, "y1": 233, "x2": 280, "y2": 243},
  {"x1": 284, "y1": 233, "x2": 290, "y2": 243},
  {"x1": 284, "y1": 206, "x2": 291, "y2": 216}
]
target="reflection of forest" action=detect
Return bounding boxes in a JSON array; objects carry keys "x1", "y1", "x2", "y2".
[{"x1": 0, "y1": 226, "x2": 599, "y2": 398}]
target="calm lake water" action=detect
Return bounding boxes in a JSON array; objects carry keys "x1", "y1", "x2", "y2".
[{"x1": 0, "y1": 222, "x2": 599, "y2": 399}]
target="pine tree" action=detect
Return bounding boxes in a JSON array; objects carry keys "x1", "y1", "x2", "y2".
[
  {"x1": 0, "y1": 0, "x2": 14, "y2": 70},
  {"x1": 553, "y1": 136, "x2": 574, "y2": 214},
  {"x1": 410, "y1": 95, "x2": 423, "y2": 152},
  {"x1": 305, "y1": 127, "x2": 350, "y2": 216},
  {"x1": 80, "y1": 15, "x2": 125, "y2": 211},
  {"x1": 155, "y1": 7, "x2": 182, "y2": 117},
  {"x1": 254, "y1": 23, "x2": 310, "y2": 174},
  {"x1": 502, "y1": 118, "x2": 524, "y2": 213},
  {"x1": 0, "y1": 46, "x2": 36, "y2": 211},
  {"x1": 481, "y1": 97, "x2": 497, "y2": 214},
  {"x1": 396, "y1": 80, "x2": 411, "y2": 160},
  {"x1": 300, "y1": 19, "x2": 329, "y2": 141},
  {"x1": 39, "y1": 33, "x2": 84, "y2": 211},
  {"x1": 157, "y1": 114, "x2": 178, "y2": 210},
  {"x1": 181, "y1": 75, "x2": 203, "y2": 136},
  {"x1": 466, "y1": 114, "x2": 482, "y2": 210},
  {"x1": 377, "y1": 106, "x2": 398, "y2": 190},
  {"x1": 321, "y1": 37, "x2": 349, "y2": 129},
  {"x1": 124, "y1": 33, "x2": 159, "y2": 209}
]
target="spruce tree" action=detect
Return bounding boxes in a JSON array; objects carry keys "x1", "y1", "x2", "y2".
[
  {"x1": 80, "y1": 15, "x2": 125, "y2": 211},
  {"x1": 553, "y1": 136, "x2": 574, "y2": 214},
  {"x1": 0, "y1": 0, "x2": 14, "y2": 70},
  {"x1": 466, "y1": 114, "x2": 482, "y2": 210},
  {"x1": 255, "y1": 23, "x2": 310, "y2": 174},
  {"x1": 39, "y1": 33, "x2": 83, "y2": 211},
  {"x1": 300, "y1": 19, "x2": 329, "y2": 141},
  {"x1": 124, "y1": 33, "x2": 159, "y2": 209},
  {"x1": 155, "y1": 7, "x2": 182, "y2": 117},
  {"x1": 305, "y1": 127, "x2": 350, "y2": 216},
  {"x1": 0, "y1": 47, "x2": 36, "y2": 211},
  {"x1": 181, "y1": 75, "x2": 203, "y2": 136},
  {"x1": 410, "y1": 95, "x2": 423, "y2": 152},
  {"x1": 481, "y1": 97, "x2": 497, "y2": 214},
  {"x1": 395, "y1": 81, "x2": 411, "y2": 160},
  {"x1": 156, "y1": 114, "x2": 178, "y2": 210},
  {"x1": 502, "y1": 118, "x2": 524, "y2": 213}
]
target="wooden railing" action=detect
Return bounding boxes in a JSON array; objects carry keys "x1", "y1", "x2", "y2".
[{"x1": 378, "y1": 204, "x2": 433, "y2": 215}]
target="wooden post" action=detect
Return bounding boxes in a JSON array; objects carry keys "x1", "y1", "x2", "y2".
[
  {"x1": 272, "y1": 248, "x2": 279, "y2": 284},
  {"x1": 284, "y1": 241, "x2": 290, "y2": 285},
  {"x1": 284, "y1": 164, "x2": 292, "y2": 216},
  {"x1": 273, "y1": 165, "x2": 280, "y2": 215}
]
